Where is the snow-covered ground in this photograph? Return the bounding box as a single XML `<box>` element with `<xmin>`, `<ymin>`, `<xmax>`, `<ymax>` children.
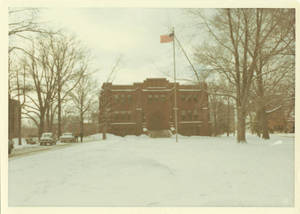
<box><xmin>8</xmin><ymin>134</ymin><xmax>294</xmax><ymax>206</ymax></box>
<box><xmin>11</xmin><ymin>138</ymin><xmax>31</xmax><ymax>148</ymax></box>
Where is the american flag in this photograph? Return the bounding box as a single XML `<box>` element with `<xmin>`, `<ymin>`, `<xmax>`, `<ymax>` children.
<box><xmin>160</xmin><ymin>33</ymin><xmax>174</xmax><ymax>43</ymax></box>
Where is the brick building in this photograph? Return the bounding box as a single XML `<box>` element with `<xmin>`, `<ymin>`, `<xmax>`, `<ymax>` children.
<box><xmin>9</xmin><ymin>98</ymin><xmax>21</xmax><ymax>139</ymax></box>
<box><xmin>99</xmin><ymin>78</ymin><xmax>211</xmax><ymax>136</ymax></box>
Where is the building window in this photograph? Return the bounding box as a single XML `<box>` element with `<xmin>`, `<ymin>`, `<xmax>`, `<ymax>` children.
<box><xmin>181</xmin><ymin>95</ymin><xmax>185</xmax><ymax>102</ymax></box>
<box><xmin>154</xmin><ymin>94</ymin><xmax>159</xmax><ymax>101</ymax></box>
<box><xmin>187</xmin><ymin>96</ymin><xmax>192</xmax><ymax>102</ymax></box>
<box><xmin>187</xmin><ymin>110</ymin><xmax>192</xmax><ymax>120</ymax></box>
<box><xmin>193</xmin><ymin>110</ymin><xmax>198</xmax><ymax>120</ymax></box>
<box><xmin>122</xmin><ymin>112</ymin><xmax>127</xmax><ymax>120</ymax></box>
<box><xmin>193</xmin><ymin>95</ymin><xmax>198</xmax><ymax>102</ymax></box>
<box><xmin>114</xmin><ymin>111</ymin><xmax>119</xmax><ymax>120</ymax></box>
<box><xmin>128</xmin><ymin>111</ymin><xmax>131</xmax><ymax>120</ymax></box>
<box><xmin>148</xmin><ymin>94</ymin><xmax>152</xmax><ymax>103</ymax></box>
<box><xmin>114</xmin><ymin>95</ymin><xmax>119</xmax><ymax>103</ymax></box>
<box><xmin>160</xmin><ymin>94</ymin><xmax>166</xmax><ymax>102</ymax></box>
<box><xmin>181</xmin><ymin>110</ymin><xmax>186</xmax><ymax>121</ymax></box>
<box><xmin>128</xmin><ymin>95</ymin><xmax>132</xmax><ymax>103</ymax></box>
<box><xmin>120</xmin><ymin>94</ymin><xmax>125</xmax><ymax>103</ymax></box>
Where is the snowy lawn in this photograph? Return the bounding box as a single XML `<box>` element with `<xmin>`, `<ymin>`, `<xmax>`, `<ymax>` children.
<box><xmin>8</xmin><ymin>134</ymin><xmax>294</xmax><ymax>207</ymax></box>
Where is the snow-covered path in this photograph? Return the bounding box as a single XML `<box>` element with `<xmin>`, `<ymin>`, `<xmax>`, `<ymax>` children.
<box><xmin>8</xmin><ymin>134</ymin><xmax>294</xmax><ymax>206</ymax></box>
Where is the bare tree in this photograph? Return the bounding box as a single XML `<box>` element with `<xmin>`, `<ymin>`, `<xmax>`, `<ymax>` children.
<box><xmin>71</xmin><ymin>73</ymin><xmax>98</xmax><ymax>142</ymax></box>
<box><xmin>189</xmin><ymin>8</ymin><xmax>294</xmax><ymax>142</ymax></box>
<box><xmin>42</xmin><ymin>33</ymin><xmax>87</xmax><ymax>138</ymax></box>
<box><xmin>99</xmin><ymin>56</ymin><xmax>122</xmax><ymax>140</ymax></box>
<box><xmin>20</xmin><ymin>33</ymin><xmax>88</xmax><ymax>138</ymax></box>
<box><xmin>8</xmin><ymin>8</ymin><xmax>55</xmax><ymax>142</ymax></box>
<box><xmin>21</xmin><ymin>40</ymin><xmax>58</xmax><ymax>138</ymax></box>
<box><xmin>250</xmin><ymin>9</ymin><xmax>295</xmax><ymax>139</ymax></box>
<box><xmin>207</xmin><ymin>80</ymin><xmax>235</xmax><ymax>136</ymax></box>
<box><xmin>9</xmin><ymin>8</ymin><xmax>53</xmax><ymax>54</ymax></box>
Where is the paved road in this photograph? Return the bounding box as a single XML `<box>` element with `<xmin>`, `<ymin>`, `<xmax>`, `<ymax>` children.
<box><xmin>9</xmin><ymin>143</ymin><xmax>80</xmax><ymax>159</ymax></box>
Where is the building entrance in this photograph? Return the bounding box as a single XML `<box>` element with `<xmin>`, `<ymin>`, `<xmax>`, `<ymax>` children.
<box><xmin>148</xmin><ymin>111</ymin><xmax>168</xmax><ymax>130</ymax></box>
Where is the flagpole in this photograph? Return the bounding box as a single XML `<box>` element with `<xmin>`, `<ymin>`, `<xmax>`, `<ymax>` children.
<box><xmin>172</xmin><ymin>27</ymin><xmax>178</xmax><ymax>143</ymax></box>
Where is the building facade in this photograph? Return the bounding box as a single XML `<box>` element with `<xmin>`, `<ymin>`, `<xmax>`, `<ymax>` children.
<box><xmin>99</xmin><ymin>78</ymin><xmax>211</xmax><ymax>136</ymax></box>
<box><xmin>9</xmin><ymin>98</ymin><xmax>21</xmax><ymax>139</ymax></box>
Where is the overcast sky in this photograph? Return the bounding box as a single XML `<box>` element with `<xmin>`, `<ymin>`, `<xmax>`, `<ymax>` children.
<box><xmin>38</xmin><ymin>8</ymin><xmax>204</xmax><ymax>85</ymax></box>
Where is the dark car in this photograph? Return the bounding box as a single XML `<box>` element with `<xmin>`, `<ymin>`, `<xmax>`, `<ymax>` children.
<box><xmin>8</xmin><ymin>139</ymin><xmax>14</xmax><ymax>154</ymax></box>
<box><xmin>26</xmin><ymin>137</ymin><xmax>38</xmax><ymax>144</ymax></box>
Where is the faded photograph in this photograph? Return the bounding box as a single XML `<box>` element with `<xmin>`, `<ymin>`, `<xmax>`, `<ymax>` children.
<box><xmin>8</xmin><ymin>8</ymin><xmax>295</xmax><ymax>206</ymax></box>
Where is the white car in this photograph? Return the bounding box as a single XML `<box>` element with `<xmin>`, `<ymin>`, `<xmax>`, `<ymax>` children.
<box><xmin>40</xmin><ymin>132</ymin><xmax>56</xmax><ymax>146</ymax></box>
<box><xmin>60</xmin><ymin>133</ymin><xmax>75</xmax><ymax>143</ymax></box>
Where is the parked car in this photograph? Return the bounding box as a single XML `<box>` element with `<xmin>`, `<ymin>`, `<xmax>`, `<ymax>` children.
<box><xmin>26</xmin><ymin>137</ymin><xmax>38</xmax><ymax>144</ymax></box>
<box><xmin>8</xmin><ymin>139</ymin><xmax>14</xmax><ymax>154</ymax></box>
<box><xmin>60</xmin><ymin>133</ymin><xmax>75</xmax><ymax>143</ymax></box>
<box><xmin>40</xmin><ymin>132</ymin><xmax>56</xmax><ymax>146</ymax></box>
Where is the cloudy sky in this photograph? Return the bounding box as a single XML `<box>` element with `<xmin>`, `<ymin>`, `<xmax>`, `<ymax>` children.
<box><xmin>38</xmin><ymin>8</ymin><xmax>204</xmax><ymax>85</ymax></box>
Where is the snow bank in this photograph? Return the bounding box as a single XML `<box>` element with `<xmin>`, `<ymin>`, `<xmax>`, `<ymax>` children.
<box><xmin>11</xmin><ymin>138</ymin><xmax>39</xmax><ymax>150</ymax></box>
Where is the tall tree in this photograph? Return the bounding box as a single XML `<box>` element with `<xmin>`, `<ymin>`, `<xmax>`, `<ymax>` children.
<box><xmin>99</xmin><ymin>55</ymin><xmax>122</xmax><ymax>140</ymax></box>
<box><xmin>21</xmin><ymin>40</ymin><xmax>58</xmax><ymax>138</ymax></box>
<box><xmin>190</xmin><ymin>8</ymin><xmax>294</xmax><ymax>142</ymax></box>
<box><xmin>44</xmin><ymin>33</ymin><xmax>87</xmax><ymax>137</ymax></box>
<box><xmin>21</xmin><ymin>33</ymin><xmax>88</xmax><ymax>137</ymax></box>
<box><xmin>250</xmin><ymin>9</ymin><xmax>295</xmax><ymax>139</ymax></box>
<box><xmin>71</xmin><ymin>73</ymin><xmax>98</xmax><ymax>142</ymax></box>
<box><xmin>8</xmin><ymin>8</ymin><xmax>50</xmax><ymax>143</ymax></box>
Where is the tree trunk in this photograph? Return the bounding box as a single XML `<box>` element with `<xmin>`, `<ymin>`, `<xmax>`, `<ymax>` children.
<box><xmin>80</xmin><ymin>112</ymin><xmax>84</xmax><ymax>142</ymax></box>
<box><xmin>237</xmin><ymin>106</ymin><xmax>246</xmax><ymax>143</ymax></box>
<box><xmin>46</xmin><ymin>106</ymin><xmax>50</xmax><ymax>131</ymax></box>
<box><xmin>50</xmin><ymin>106</ymin><xmax>54</xmax><ymax>130</ymax></box>
<box><xmin>213</xmin><ymin>107</ymin><xmax>217</xmax><ymax>136</ymax></box>
<box><xmin>57</xmin><ymin>69</ymin><xmax>62</xmax><ymax>138</ymax></box>
<box><xmin>39</xmin><ymin>112</ymin><xmax>45</xmax><ymax>139</ymax></box>
<box><xmin>58</xmin><ymin>89</ymin><xmax>61</xmax><ymax>138</ymax></box>
<box><xmin>226</xmin><ymin>97</ymin><xmax>230</xmax><ymax>136</ymax></box>
<box><xmin>256</xmin><ymin>100</ymin><xmax>270</xmax><ymax>140</ymax></box>
<box><xmin>255</xmin><ymin>48</ymin><xmax>270</xmax><ymax>140</ymax></box>
<box><xmin>259</xmin><ymin>107</ymin><xmax>270</xmax><ymax>139</ymax></box>
<box><xmin>102</xmin><ymin>123</ymin><xmax>107</xmax><ymax>140</ymax></box>
<box><xmin>18</xmin><ymin>105</ymin><xmax>22</xmax><ymax>145</ymax></box>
